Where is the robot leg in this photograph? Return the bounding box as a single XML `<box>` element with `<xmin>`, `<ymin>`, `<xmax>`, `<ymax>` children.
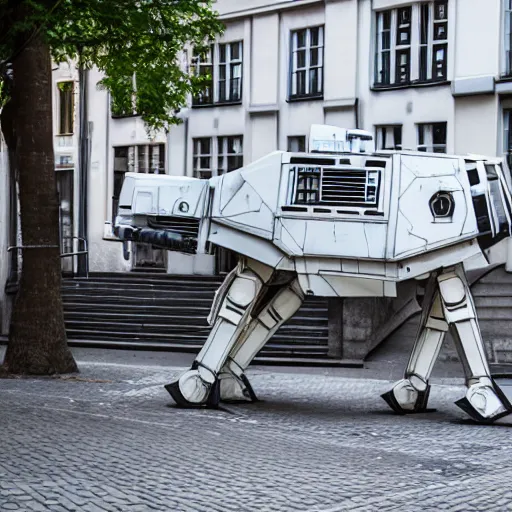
<box><xmin>382</xmin><ymin>280</ymin><xmax>448</xmax><ymax>414</ymax></box>
<box><xmin>165</xmin><ymin>259</ymin><xmax>271</xmax><ymax>408</ymax></box>
<box><xmin>218</xmin><ymin>279</ymin><xmax>304</xmax><ymax>403</ymax></box>
<box><xmin>438</xmin><ymin>265</ymin><xmax>512</xmax><ymax>423</ymax></box>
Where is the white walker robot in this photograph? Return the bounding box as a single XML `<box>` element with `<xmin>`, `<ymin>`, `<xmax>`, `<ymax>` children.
<box><xmin>115</xmin><ymin>125</ymin><xmax>512</xmax><ymax>425</ymax></box>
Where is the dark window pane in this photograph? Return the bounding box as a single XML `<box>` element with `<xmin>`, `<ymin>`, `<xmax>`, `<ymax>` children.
<box><xmin>310</xmin><ymin>68</ymin><xmax>319</xmax><ymax>93</ymax></box>
<box><xmin>200</xmin><ymin>138</ymin><xmax>210</xmax><ymax>153</ymax></box>
<box><xmin>434</xmin><ymin>22</ymin><xmax>448</xmax><ymax>40</ymax></box>
<box><xmin>394</xmin><ymin>126</ymin><xmax>402</xmax><ymax>148</ymax></box>
<box><xmin>310</xmin><ymin>48</ymin><xmax>319</xmax><ymax>66</ymax></box>
<box><xmin>433</xmin><ymin>44</ymin><xmax>447</xmax><ymax>79</ymax></box>
<box><xmin>230</xmin><ymin>77</ymin><xmax>241</xmax><ymax>101</ymax></box>
<box><xmin>433</xmin><ymin>123</ymin><xmax>447</xmax><ymax>145</ymax></box>
<box><xmin>420</xmin><ymin>46</ymin><xmax>428</xmax><ymax>81</ymax></box>
<box><xmin>382</xmin><ymin>30</ymin><xmax>391</xmax><ymax>50</ymax></box>
<box><xmin>395</xmin><ymin>49</ymin><xmax>410</xmax><ymax>83</ymax></box>
<box><xmin>435</xmin><ymin>1</ymin><xmax>447</xmax><ymax>20</ymax></box>
<box><xmin>219</xmin><ymin>44</ymin><xmax>226</xmax><ymax>62</ymax></box>
<box><xmin>296</xmin><ymin>70</ymin><xmax>306</xmax><ymax>95</ymax></box>
<box><xmin>310</xmin><ymin>27</ymin><xmax>320</xmax><ymax>46</ymax></box>
<box><xmin>382</xmin><ymin>11</ymin><xmax>391</xmax><ymax>30</ymax></box>
<box><xmin>296</xmin><ymin>49</ymin><xmax>306</xmax><ymax>68</ymax></box>
<box><xmin>398</xmin><ymin>7</ymin><xmax>411</xmax><ymax>24</ymax></box>
<box><xmin>288</xmin><ymin>136</ymin><xmax>306</xmax><ymax>152</ymax></box>
<box><xmin>418</xmin><ymin>125</ymin><xmax>425</xmax><ymax>146</ymax></box>
<box><xmin>420</xmin><ymin>4</ymin><xmax>429</xmax><ymax>44</ymax></box>
<box><xmin>380</xmin><ymin>51</ymin><xmax>390</xmax><ymax>84</ymax></box>
<box><xmin>218</xmin><ymin>82</ymin><xmax>226</xmax><ymax>102</ymax></box>
<box><xmin>397</xmin><ymin>27</ymin><xmax>410</xmax><ymax>45</ymax></box>
<box><xmin>296</xmin><ymin>29</ymin><xmax>307</xmax><ymax>48</ymax></box>
<box><xmin>230</xmin><ymin>42</ymin><xmax>240</xmax><ymax>60</ymax></box>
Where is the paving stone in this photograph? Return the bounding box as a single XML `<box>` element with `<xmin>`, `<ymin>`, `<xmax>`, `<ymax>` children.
<box><xmin>1</xmin><ymin>355</ymin><xmax>512</xmax><ymax>511</ymax></box>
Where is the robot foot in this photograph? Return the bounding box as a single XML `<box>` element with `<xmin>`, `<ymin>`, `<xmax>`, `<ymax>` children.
<box><xmin>381</xmin><ymin>378</ymin><xmax>433</xmax><ymax>415</ymax></box>
<box><xmin>165</xmin><ymin>368</ymin><xmax>220</xmax><ymax>409</ymax></box>
<box><xmin>455</xmin><ymin>381</ymin><xmax>511</xmax><ymax>424</ymax></box>
<box><xmin>219</xmin><ymin>372</ymin><xmax>259</xmax><ymax>404</ymax></box>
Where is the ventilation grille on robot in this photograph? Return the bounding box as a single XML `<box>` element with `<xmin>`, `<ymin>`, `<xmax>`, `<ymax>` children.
<box><xmin>292</xmin><ymin>164</ymin><xmax>382</xmax><ymax>208</ymax></box>
<box><xmin>147</xmin><ymin>216</ymin><xmax>200</xmax><ymax>237</ymax></box>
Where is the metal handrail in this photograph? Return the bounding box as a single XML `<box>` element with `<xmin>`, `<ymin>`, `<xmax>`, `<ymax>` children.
<box><xmin>61</xmin><ymin>236</ymin><xmax>89</xmax><ymax>278</ymax></box>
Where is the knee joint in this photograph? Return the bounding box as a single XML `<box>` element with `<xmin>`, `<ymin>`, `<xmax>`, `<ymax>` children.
<box><xmin>219</xmin><ymin>271</ymin><xmax>261</xmax><ymax>325</ymax></box>
<box><xmin>258</xmin><ymin>284</ymin><xmax>303</xmax><ymax>330</ymax></box>
<box><xmin>437</xmin><ymin>272</ymin><xmax>474</xmax><ymax>323</ymax></box>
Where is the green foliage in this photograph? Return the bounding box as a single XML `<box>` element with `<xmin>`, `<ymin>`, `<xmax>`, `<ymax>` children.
<box><xmin>0</xmin><ymin>0</ymin><xmax>223</xmax><ymax>132</ymax></box>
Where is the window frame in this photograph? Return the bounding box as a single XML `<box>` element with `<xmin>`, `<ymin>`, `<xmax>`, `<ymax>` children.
<box><xmin>192</xmin><ymin>136</ymin><xmax>244</xmax><ymax>178</ymax></box>
<box><xmin>58</xmin><ymin>81</ymin><xmax>75</xmax><ymax>135</ymax></box>
<box><xmin>191</xmin><ymin>46</ymin><xmax>215</xmax><ymax>107</ymax></box>
<box><xmin>504</xmin><ymin>0</ymin><xmax>512</xmax><ymax>76</ymax></box>
<box><xmin>217</xmin><ymin>42</ymin><xmax>243</xmax><ymax>104</ymax></box>
<box><xmin>191</xmin><ymin>41</ymin><xmax>244</xmax><ymax>107</ymax></box>
<box><xmin>417</xmin><ymin>122</ymin><xmax>447</xmax><ymax>153</ymax></box>
<box><xmin>287</xmin><ymin>136</ymin><xmax>307</xmax><ymax>153</ymax></box>
<box><xmin>503</xmin><ymin>109</ymin><xmax>512</xmax><ymax>170</ymax></box>
<box><xmin>374</xmin><ymin>1</ymin><xmax>449</xmax><ymax>89</ymax></box>
<box><xmin>289</xmin><ymin>25</ymin><xmax>324</xmax><ymax>101</ymax></box>
<box><xmin>375</xmin><ymin>125</ymin><xmax>403</xmax><ymax>150</ymax></box>
<box><xmin>192</xmin><ymin>137</ymin><xmax>213</xmax><ymax>179</ymax></box>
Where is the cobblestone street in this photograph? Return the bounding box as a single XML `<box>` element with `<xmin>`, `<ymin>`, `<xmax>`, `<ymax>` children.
<box><xmin>1</xmin><ymin>348</ymin><xmax>511</xmax><ymax>512</ymax></box>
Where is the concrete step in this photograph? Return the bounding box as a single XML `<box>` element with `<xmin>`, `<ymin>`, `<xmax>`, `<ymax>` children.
<box><xmin>471</xmin><ymin>283</ymin><xmax>512</xmax><ymax>296</ymax></box>
<box><xmin>474</xmin><ymin>296</ymin><xmax>512</xmax><ymax>308</ymax></box>
<box><xmin>66</xmin><ymin>328</ymin><xmax>328</xmax><ymax>344</ymax></box>
<box><xmin>65</xmin><ymin>338</ymin><xmax>331</xmax><ymax>359</ymax></box>
<box><xmin>474</xmin><ymin>268</ymin><xmax>512</xmax><ymax>285</ymax></box>
<box><xmin>63</xmin><ymin>311</ymin><xmax>328</xmax><ymax>326</ymax></box>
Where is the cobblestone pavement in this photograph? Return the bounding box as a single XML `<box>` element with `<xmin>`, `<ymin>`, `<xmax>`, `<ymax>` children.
<box><xmin>1</xmin><ymin>348</ymin><xmax>512</xmax><ymax>512</ymax></box>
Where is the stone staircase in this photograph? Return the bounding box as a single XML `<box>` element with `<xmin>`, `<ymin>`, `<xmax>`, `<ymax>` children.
<box><xmin>62</xmin><ymin>272</ymin><xmax>329</xmax><ymax>358</ymax></box>
<box><xmin>367</xmin><ymin>266</ymin><xmax>512</xmax><ymax>365</ymax></box>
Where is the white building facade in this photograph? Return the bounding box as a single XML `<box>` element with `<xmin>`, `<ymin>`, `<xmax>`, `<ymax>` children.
<box><xmin>2</xmin><ymin>0</ymin><xmax>512</xmax><ymax>289</ymax></box>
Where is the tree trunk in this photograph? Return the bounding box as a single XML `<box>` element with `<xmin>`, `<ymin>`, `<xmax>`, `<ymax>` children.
<box><xmin>2</xmin><ymin>31</ymin><xmax>78</xmax><ymax>374</ymax></box>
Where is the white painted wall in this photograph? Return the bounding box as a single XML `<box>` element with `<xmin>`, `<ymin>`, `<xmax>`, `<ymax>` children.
<box><xmin>455</xmin><ymin>0</ymin><xmax>500</xmax><ymax>79</ymax></box>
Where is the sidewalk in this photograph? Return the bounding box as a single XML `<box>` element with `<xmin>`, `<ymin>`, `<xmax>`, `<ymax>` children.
<box><xmin>1</xmin><ymin>346</ymin><xmax>511</xmax><ymax>512</ymax></box>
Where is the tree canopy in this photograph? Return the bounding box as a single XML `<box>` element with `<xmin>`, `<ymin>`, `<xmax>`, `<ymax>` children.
<box><xmin>0</xmin><ymin>0</ymin><xmax>223</xmax><ymax>131</ymax></box>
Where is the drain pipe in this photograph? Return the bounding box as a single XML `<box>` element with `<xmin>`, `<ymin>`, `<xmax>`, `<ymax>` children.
<box><xmin>77</xmin><ymin>54</ymin><xmax>89</xmax><ymax>277</ymax></box>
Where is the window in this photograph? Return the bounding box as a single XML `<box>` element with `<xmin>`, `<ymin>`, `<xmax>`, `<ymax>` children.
<box><xmin>375</xmin><ymin>1</ymin><xmax>448</xmax><ymax>87</ymax></box>
<box><xmin>287</xmin><ymin>136</ymin><xmax>307</xmax><ymax>152</ymax></box>
<box><xmin>505</xmin><ymin>1</ymin><xmax>512</xmax><ymax>75</ymax></box>
<box><xmin>504</xmin><ymin>110</ymin><xmax>512</xmax><ymax>170</ymax></box>
<box><xmin>193</xmin><ymin>138</ymin><xmax>213</xmax><ymax>179</ymax></box>
<box><xmin>112</xmin><ymin>144</ymin><xmax>165</xmax><ymax>227</ymax></box>
<box><xmin>218</xmin><ymin>136</ymin><xmax>243</xmax><ymax>173</ymax></box>
<box><xmin>290</xmin><ymin>26</ymin><xmax>324</xmax><ymax>99</ymax></box>
<box><xmin>192</xmin><ymin>136</ymin><xmax>243</xmax><ymax>178</ymax></box>
<box><xmin>395</xmin><ymin>7</ymin><xmax>412</xmax><ymax>83</ymax></box>
<box><xmin>420</xmin><ymin>1</ymin><xmax>448</xmax><ymax>81</ymax></box>
<box><xmin>58</xmin><ymin>81</ymin><xmax>74</xmax><ymax>134</ymax></box>
<box><xmin>110</xmin><ymin>74</ymin><xmax>137</xmax><ymax>117</ymax></box>
<box><xmin>218</xmin><ymin>42</ymin><xmax>243</xmax><ymax>103</ymax></box>
<box><xmin>375</xmin><ymin>126</ymin><xmax>402</xmax><ymax>150</ymax></box>
<box><xmin>191</xmin><ymin>42</ymin><xmax>243</xmax><ymax>106</ymax></box>
<box><xmin>191</xmin><ymin>47</ymin><xmax>214</xmax><ymax>106</ymax></box>
<box><xmin>417</xmin><ymin>123</ymin><xmax>447</xmax><ymax>153</ymax></box>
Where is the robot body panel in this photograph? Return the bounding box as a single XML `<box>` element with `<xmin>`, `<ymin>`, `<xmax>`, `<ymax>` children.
<box><xmin>114</xmin><ymin>124</ymin><xmax>512</xmax><ymax>425</ymax></box>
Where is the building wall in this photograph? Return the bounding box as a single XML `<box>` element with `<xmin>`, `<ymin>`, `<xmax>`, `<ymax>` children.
<box><xmin>46</xmin><ymin>0</ymin><xmax>512</xmax><ymax>277</ymax></box>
